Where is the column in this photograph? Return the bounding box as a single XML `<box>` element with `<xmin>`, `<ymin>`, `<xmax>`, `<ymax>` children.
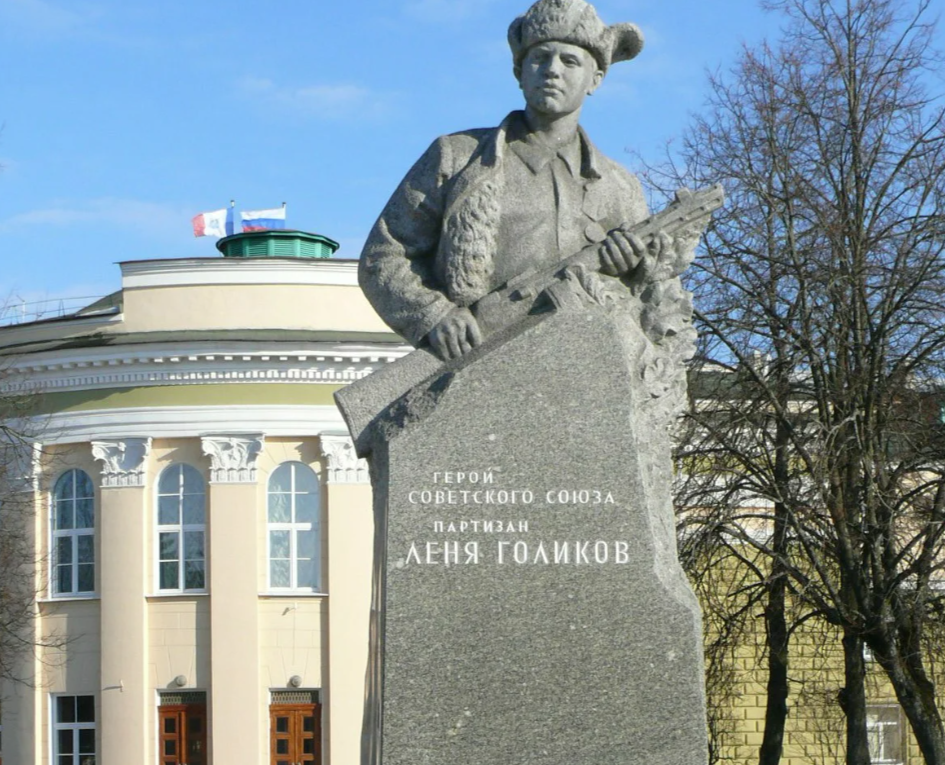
<box><xmin>319</xmin><ymin>434</ymin><xmax>373</xmax><ymax>765</ymax></box>
<box><xmin>0</xmin><ymin>442</ymin><xmax>42</xmax><ymax>765</ymax></box>
<box><xmin>92</xmin><ymin>437</ymin><xmax>151</xmax><ymax>765</ymax></box>
<box><xmin>202</xmin><ymin>434</ymin><xmax>265</xmax><ymax>763</ymax></box>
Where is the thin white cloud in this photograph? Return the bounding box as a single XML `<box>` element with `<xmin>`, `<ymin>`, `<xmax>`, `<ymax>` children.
<box><xmin>0</xmin><ymin>0</ymin><xmax>99</xmax><ymax>37</ymax></box>
<box><xmin>0</xmin><ymin>0</ymin><xmax>154</xmax><ymax>49</ymax></box>
<box><xmin>0</xmin><ymin>197</ymin><xmax>192</xmax><ymax>238</ymax></box>
<box><xmin>238</xmin><ymin>76</ymin><xmax>396</xmax><ymax>121</ymax></box>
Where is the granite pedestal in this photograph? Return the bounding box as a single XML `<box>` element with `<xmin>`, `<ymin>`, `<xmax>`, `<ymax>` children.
<box><xmin>339</xmin><ymin>300</ymin><xmax>707</xmax><ymax>765</ymax></box>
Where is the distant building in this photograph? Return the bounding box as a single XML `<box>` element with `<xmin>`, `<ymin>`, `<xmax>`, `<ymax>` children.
<box><xmin>0</xmin><ymin>229</ymin><xmax>922</xmax><ymax>765</ymax></box>
<box><xmin>0</xmin><ymin>230</ymin><xmax>407</xmax><ymax>765</ymax></box>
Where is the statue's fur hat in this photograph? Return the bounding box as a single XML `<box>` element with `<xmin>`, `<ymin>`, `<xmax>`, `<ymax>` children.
<box><xmin>508</xmin><ymin>0</ymin><xmax>643</xmax><ymax>72</ymax></box>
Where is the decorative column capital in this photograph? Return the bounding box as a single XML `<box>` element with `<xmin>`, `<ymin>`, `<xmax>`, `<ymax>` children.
<box><xmin>91</xmin><ymin>438</ymin><xmax>152</xmax><ymax>488</ymax></box>
<box><xmin>201</xmin><ymin>434</ymin><xmax>265</xmax><ymax>484</ymax></box>
<box><xmin>319</xmin><ymin>434</ymin><xmax>369</xmax><ymax>485</ymax></box>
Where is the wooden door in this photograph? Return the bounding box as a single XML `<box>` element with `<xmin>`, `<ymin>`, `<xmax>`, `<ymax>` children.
<box><xmin>159</xmin><ymin>704</ymin><xmax>207</xmax><ymax>765</ymax></box>
<box><xmin>270</xmin><ymin>703</ymin><xmax>321</xmax><ymax>765</ymax></box>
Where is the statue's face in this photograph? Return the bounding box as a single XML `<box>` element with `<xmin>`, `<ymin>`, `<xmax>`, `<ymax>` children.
<box><xmin>518</xmin><ymin>40</ymin><xmax>603</xmax><ymax>118</ymax></box>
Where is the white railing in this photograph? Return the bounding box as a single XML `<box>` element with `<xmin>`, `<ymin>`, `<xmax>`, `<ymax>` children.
<box><xmin>0</xmin><ymin>296</ymin><xmax>105</xmax><ymax>326</ymax></box>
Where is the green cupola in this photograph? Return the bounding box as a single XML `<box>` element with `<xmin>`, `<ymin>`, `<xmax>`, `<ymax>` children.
<box><xmin>216</xmin><ymin>229</ymin><xmax>340</xmax><ymax>259</ymax></box>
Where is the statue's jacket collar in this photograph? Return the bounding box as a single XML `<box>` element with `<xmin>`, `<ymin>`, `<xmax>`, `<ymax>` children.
<box><xmin>436</xmin><ymin>111</ymin><xmax>615</xmax><ymax>306</ymax></box>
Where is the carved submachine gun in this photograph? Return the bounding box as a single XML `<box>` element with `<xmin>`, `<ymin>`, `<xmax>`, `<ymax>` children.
<box><xmin>336</xmin><ymin>184</ymin><xmax>725</xmax><ymax>455</ymax></box>
<box><xmin>470</xmin><ymin>183</ymin><xmax>725</xmax><ymax>335</ymax></box>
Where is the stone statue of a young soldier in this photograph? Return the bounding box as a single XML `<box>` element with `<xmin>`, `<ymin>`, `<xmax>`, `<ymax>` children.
<box><xmin>343</xmin><ymin>3</ymin><xmax>710</xmax><ymax>762</ymax></box>
<box><xmin>360</xmin><ymin>0</ymin><xmax>696</xmax><ymax>366</ymax></box>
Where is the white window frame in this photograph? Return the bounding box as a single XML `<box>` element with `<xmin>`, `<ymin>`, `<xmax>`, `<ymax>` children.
<box><xmin>867</xmin><ymin>703</ymin><xmax>905</xmax><ymax>765</ymax></box>
<box><xmin>267</xmin><ymin>462</ymin><xmax>321</xmax><ymax>593</ymax></box>
<box><xmin>155</xmin><ymin>464</ymin><xmax>207</xmax><ymax>594</ymax></box>
<box><xmin>51</xmin><ymin>693</ymin><xmax>96</xmax><ymax>765</ymax></box>
<box><xmin>50</xmin><ymin>470</ymin><xmax>95</xmax><ymax>598</ymax></box>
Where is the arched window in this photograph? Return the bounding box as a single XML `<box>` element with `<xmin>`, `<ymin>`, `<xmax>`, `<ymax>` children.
<box><xmin>156</xmin><ymin>464</ymin><xmax>206</xmax><ymax>592</ymax></box>
<box><xmin>267</xmin><ymin>462</ymin><xmax>320</xmax><ymax>592</ymax></box>
<box><xmin>52</xmin><ymin>469</ymin><xmax>95</xmax><ymax>596</ymax></box>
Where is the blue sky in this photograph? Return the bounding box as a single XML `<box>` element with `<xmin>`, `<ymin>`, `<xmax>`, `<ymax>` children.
<box><xmin>0</xmin><ymin>0</ymin><xmax>887</xmax><ymax>315</ymax></box>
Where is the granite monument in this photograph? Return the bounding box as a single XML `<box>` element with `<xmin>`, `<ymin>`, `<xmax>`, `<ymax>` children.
<box><xmin>335</xmin><ymin>1</ymin><xmax>722</xmax><ymax>762</ymax></box>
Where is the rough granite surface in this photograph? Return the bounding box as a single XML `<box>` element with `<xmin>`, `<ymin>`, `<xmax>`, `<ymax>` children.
<box><xmin>354</xmin><ymin>303</ymin><xmax>707</xmax><ymax>765</ymax></box>
<box><xmin>332</xmin><ymin>2</ymin><xmax>715</xmax><ymax>761</ymax></box>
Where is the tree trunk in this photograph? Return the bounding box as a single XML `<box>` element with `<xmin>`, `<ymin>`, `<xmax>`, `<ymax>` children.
<box><xmin>758</xmin><ymin>555</ymin><xmax>788</xmax><ymax>765</ymax></box>
<box><xmin>840</xmin><ymin>631</ymin><xmax>871</xmax><ymax>765</ymax></box>
<box><xmin>758</xmin><ymin>413</ymin><xmax>791</xmax><ymax>765</ymax></box>
<box><xmin>877</xmin><ymin>643</ymin><xmax>945</xmax><ymax>765</ymax></box>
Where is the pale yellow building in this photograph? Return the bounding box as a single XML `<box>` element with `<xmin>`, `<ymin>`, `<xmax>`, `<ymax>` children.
<box><xmin>0</xmin><ymin>230</ymin><xmax>407</xmax><ymax>765</ymax></box>
<box><xmin>0</xmin><ymin>230</ymin><xmax>923</xmax><ymax>765</ymax></box>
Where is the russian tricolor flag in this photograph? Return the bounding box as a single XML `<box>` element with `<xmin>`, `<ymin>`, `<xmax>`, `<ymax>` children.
<box><xmin>241</xmin><ymin>206</ymin><xmax>286</xmax><ymax>232</ymax></box>
<box><xmin>192</xmin><ymin>208</ymin><xmax>234</xmax><ymax>238</ymax></box>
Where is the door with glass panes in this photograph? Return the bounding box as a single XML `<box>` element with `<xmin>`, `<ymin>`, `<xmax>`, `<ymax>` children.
<box><xmin>159</xmin><ymin>703</ymin><xmax>207</xmax><ymax>765</ymax></box>
<box><xmin>270</xmin><ymin>702</ymin><xmax>321</xmax><ymax>765</ymax></box>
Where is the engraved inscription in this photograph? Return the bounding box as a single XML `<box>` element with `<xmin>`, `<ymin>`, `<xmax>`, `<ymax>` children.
<box><xmin>396</xmin><ymin>469</ymin><xmax>627</xmax><ymax>569</ymax></box>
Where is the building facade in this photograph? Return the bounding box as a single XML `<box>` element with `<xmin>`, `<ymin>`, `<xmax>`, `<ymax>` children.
<box><xmin>0</xmin><ymin>232</ymin><xmax>406</xmax><ymax>764</ymax></box>
<box><xmin>0</xmin><ymin>231</ymin><xmax>928</xmax><ymax>765</ymax></box>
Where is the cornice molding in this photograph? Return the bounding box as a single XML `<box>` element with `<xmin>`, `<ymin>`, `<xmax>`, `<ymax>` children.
<box><xmin>201</xmin><ymin>434</ymin><xmax>265</xmax><ymax>484</ymax></box>
<box><xmin>319</xmin><ymin>435</ymin><xmax>369</xmax><ymax>485</ymax></box>
<box><xmin>91</xmin><ymin>437</ymin><xmax>152</xmax><ymax>488</ymax></box>
<box><xmin>20</xmin><ymin>405</ymin><xmax>346</xmax><ymax>445</ymax></box>
<box><xmin>120</xmin><ymin>257</ymin><xmax>359</xmax><ymax>289</ymax></box>
<box><xmin>0</xmin><ymin>343</ymin><xmax>409</xmax><ymax>395</ymax></box>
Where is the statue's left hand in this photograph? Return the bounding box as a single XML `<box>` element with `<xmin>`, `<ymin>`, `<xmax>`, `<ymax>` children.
<box><xmin>599</xmin><ymin>229</ymin><xmax>675</xmax><ymax>278</ymax></box>
<box><xmin>604</xmin><ymin>229</ymin><xmax>697</xmax><ymax>283</ymax></box>
<box><xmin>427</xmin><ymin>306</ymin><xmax>483</xmax><ymax>361</ymax></box>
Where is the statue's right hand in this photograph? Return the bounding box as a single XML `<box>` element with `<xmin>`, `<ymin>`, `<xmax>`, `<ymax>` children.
<box><xmin>427</xmin><ymin>306</ymin><xmax>483</xmax><ymax>361</ymax></box>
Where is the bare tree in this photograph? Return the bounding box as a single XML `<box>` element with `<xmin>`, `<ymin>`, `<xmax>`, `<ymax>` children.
<box><xmin>0</xmin><ymin>345</ymin><xmax>65</xmax><ymax>689</ymax></box>
<box><xmin>678</xmin><ymin>526</ymin><xmax>760</xmax><ymax>764</ymax></box>
<box><xmin>0</xmin><ymin>375</ymin><xmax>45</xmax><ymax>685</ymax></box>
<box><xmin>658</xmin><ymin>0</ymin><xmax>945</xmax><ymax>763</ymax></box>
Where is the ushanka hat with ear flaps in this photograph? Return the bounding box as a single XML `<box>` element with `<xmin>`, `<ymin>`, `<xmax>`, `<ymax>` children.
<box><xmin>508</xmin><ymin>0</ymin><xmax>644</xmax><ymax>72</ymax></box>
